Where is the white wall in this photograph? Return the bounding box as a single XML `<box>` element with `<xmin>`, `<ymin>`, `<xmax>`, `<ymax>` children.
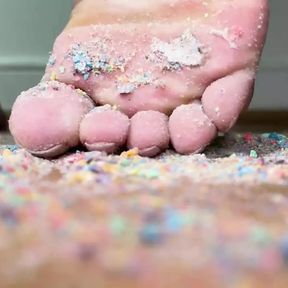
<box><xmin>251</xmin><ymin>0</ymin><xmax>288</xmax><ymax>109</ymax></box>
<box><xmin>0</xmin><ymin>0</ymin><xmax>287</xmax><ymax>110</ymax></box>
<box><xmin>0</xmin><ymin>0</ymin><xmax>72</xmax><ymax>110</ymax></box>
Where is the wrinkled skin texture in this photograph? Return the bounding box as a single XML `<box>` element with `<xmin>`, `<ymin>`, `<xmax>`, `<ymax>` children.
<box><xmin>9</xmin><ymin>0</ymin><xmax>269</xmax><ymax>157</ymax></box>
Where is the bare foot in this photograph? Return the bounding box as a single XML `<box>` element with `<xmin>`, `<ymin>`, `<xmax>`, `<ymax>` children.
<box><xmin>9</xmin><ymin>0</ymin><xmax>269</xmax><ymax>157</ymax></box>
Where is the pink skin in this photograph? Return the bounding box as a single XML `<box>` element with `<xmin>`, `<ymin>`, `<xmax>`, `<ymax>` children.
<box><xmin>80</xmin><ymin>106</ymin><xmax>130</xmax><ymax>153</ymax></box>
<box><xmin>128</xmin><ymin>111</ymin><xmax>169</xmax><ymax>157</ymax></box>
<box><xmin>9</xmin><ymin>81</ymin><xmax>94</xmax><ymax>157</ymax></box>
<box><xmin>9</xmin><ymin>0</ymin><xmax>269</xmax><ymax>158</ymax></box>
<box><xmin>202</xmin><ymin>70</ymin><xmax>255</xmax><ymax>132</ymax></box>
<box><xmin>169</xmin><ymin>102</ymin><xmax>217</xmax><ymax>154</ymax></box>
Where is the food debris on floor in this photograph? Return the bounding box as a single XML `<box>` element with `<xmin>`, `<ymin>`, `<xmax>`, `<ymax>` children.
<box><xmin>0</xmin><ymin>132</ymin><xmax>287</xmax><ymax>287</ymax></box>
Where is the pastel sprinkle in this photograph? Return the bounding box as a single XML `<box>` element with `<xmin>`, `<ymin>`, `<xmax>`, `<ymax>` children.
<box><xmin>72</xmin><ymin>46</ymin><xmax>93</xmax><ymax>78</ymax></box>
<box><xmin>249</xmin><ymin>150</ymin><xmax>258</xmax><ymax>158</ymax></box>
<box><xmin>47</xmin><ymin>54</ymin><xmax>56</xmax><ymax>66</ymax></box>
<box><xmin>280</xmin><ymin>236</ymin><xmax>288</xmax><ymax>264</ymax></box>
<box><xmin>110</xmin><ymin>216</ymin><xmax>127</xmax><ymax>235</ymax></box>
<box><xmin>59</xmin><ymin>66</ymin><xmax>65</xmax><ymax>74</ymax></box>
<box><xmin>50</xmin><ymin>71</ymin><xmax>57</xmax><ymax>81</ymax></box>
<box><xmin>139</xmin><ymin>223</ymin><xmax>163</xmax><ymax>245</ymax></box>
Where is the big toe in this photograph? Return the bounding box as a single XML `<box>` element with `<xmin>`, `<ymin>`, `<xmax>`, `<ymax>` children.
<box><xmin>9</xmin><ymin>81</ymin><xmax>94</xmax><ymax>158</ymax></box>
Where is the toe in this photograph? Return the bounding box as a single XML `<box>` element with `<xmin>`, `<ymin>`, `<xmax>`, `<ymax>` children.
<box><xmin>80</xmin><ymin>105</ymin><xmax>130</xmax><ymax>154</ymax></box>
<box><xmin>127</xmin><ymin>111</ymin><xmax>169</xmax><ymax>157</ymax></box>
<box><xmin>169</xmin><ymin>102</ymin><xmax>217</xmax><ymax>154</ymax></box>
<box><xmin>9</xmin><ymin>81</ymin><xmax>94</xmax><ymax>158</ymax></box>
<box><xmin>202</xmin><ymin>70</ymin><xmax>255</xmax><ymax>132</ymax></box>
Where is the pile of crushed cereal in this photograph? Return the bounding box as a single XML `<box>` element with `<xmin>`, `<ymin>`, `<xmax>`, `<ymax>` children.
<box><xmin>0</xmin><ymin>132</ymin><xmax>287</xmax><ymax>288</ymax></box>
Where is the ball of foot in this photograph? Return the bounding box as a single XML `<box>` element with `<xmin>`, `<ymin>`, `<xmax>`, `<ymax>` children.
<box><xmin>9</xmin><ymin>0</ymin><xmax>269</xmax><ymax>157</ymax></box>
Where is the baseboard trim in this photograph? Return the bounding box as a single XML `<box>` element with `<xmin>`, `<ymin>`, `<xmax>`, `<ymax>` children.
<box><xmin>0</xmin><ymin>56</ymin><xmax>47</xmax><ymax>71</ymax></box>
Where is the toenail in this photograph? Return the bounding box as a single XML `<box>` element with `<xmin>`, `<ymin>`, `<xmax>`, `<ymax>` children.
<box><xmin>138</xmin><ymin>146</ymin><xmax>162</xmax><ymax>157</ymax></box>
<box><xmin>28</xmin><ymin>144</ymin><xmax>69</xmax><ymax>159</ymax></box>
<box><xmin>85</xmin><ymin>142</ymin><xmax>118</xmax><ymax>154</ymax></box>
